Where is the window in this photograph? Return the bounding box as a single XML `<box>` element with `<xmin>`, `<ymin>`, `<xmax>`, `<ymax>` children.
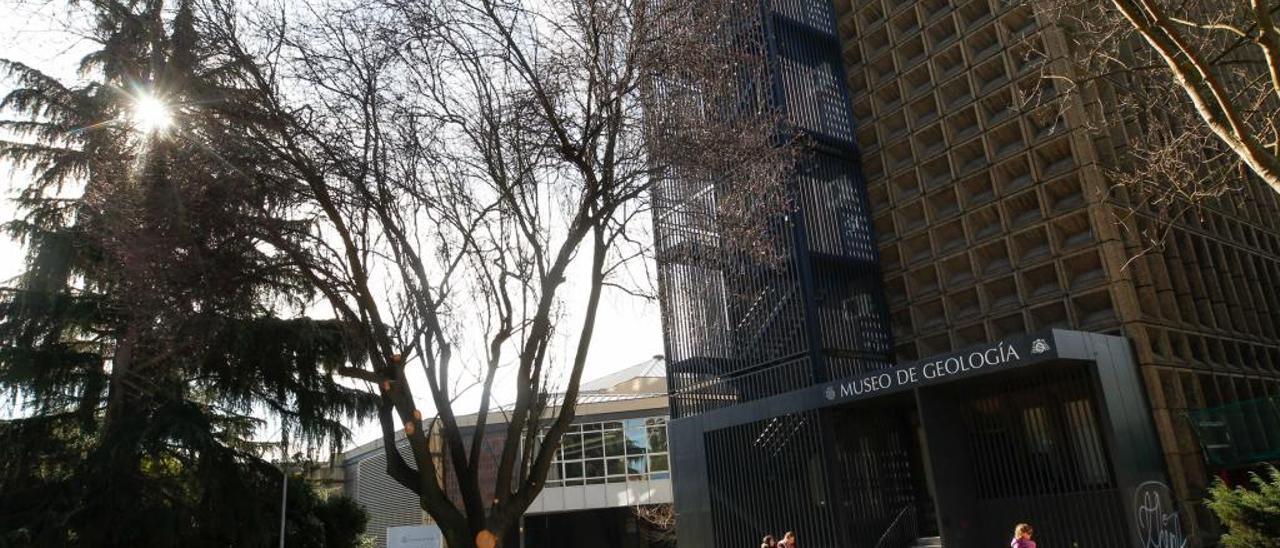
<box><xmin>650</xmin><ymin>454</ymin><xmax>670</xmax><ymax>480</ymax></box>
<box><xmin>1021</xmin><ymin>406</ymin><xmax>1054</xmax><ymax>454</ymax></box>
<box><xmin>563</xmin><ymin>432</ymin><xmax>583</xmax><ymax>460</ymax></box>
<box><xmin>1064</xmin><ymin>399</ymin><xmax>1109</xmax><ymax>485</ymax></box>
<box><xmin>543</xmin><ymin>416</ymin><xmax>669</xmax><ymax>488</ymax></box>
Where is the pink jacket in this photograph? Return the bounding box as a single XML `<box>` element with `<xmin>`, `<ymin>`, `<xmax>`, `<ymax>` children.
<box><xmin>1011</xmin><ymin>539</ymin><xmax>1036</xmax><ymax>548</ymax></box>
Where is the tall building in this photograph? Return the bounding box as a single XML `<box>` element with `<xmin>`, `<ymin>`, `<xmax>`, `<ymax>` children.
<box><xmin>653</xmin><ymin>1</ymin><xmax>1280</xmax><ymax>547</ymax></box>
<box><xmin>834</xmin><ymin>0</ymin><xmax>1280</xmax><ymax>543</ymax></box>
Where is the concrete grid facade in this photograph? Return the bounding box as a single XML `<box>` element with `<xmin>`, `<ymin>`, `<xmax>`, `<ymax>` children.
<box><xmin>832</xmin><ymin>0</ymin><xmax>1280</xmax><ymax>538</ymax></box>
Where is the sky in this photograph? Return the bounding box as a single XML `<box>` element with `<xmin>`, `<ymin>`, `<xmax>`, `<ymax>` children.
<box><xmin>0</xmin><ymin>1</ymin><xmax>90</xmax><ymax>279</ymax></box>
<box><xmin>0</xmin><ymin>0</ymin><xmax>667</xmax><ymax>450</ymax></box>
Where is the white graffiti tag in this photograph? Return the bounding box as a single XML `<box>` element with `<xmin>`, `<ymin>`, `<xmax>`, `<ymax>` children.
<box><xmin>1135</xmin><ymin>482</ymin><xmax>1187</xmax><ymax>548</ymax></box>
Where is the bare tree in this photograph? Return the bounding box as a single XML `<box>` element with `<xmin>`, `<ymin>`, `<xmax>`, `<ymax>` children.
<box><xmin>1106</xmin><ymin>0</ymin><xmax>1280</xmax><ymax>194</ymax></box>
<box><xmin>632</xmin><ymin>503</ymin><xmax>677</xmax><ymax>544</ymax></box>
<box><xmin>1031</xmin><ymin>0</ymin><xmax>1280</xmax><ymax>202</ymax></box>
<box><xmin>202</xmin><ymin>0</ymin><xmax>793</xmax><ymax>545</ymax></box>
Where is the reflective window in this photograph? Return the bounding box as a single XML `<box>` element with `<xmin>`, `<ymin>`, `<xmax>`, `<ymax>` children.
<box><xmin>543</xmin><ymin>416</ymin><xmax>669</xmax><ymax>487</ymax></box>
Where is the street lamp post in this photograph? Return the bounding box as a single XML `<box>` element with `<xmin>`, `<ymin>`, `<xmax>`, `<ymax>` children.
<box><xmin>279</xmin><ymin>461</ymin><xmax>288</xmax><ymax>548</ymax></box>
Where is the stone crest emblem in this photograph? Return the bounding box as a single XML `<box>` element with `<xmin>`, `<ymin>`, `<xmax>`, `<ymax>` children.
<box><xmin>1030</xmin><ymin>338</ymin><xmax>1051</xmax><ymax>355</ymax></box>
<box><xmin>824</xmin><ymin>385</ymin><xmax>836</xmax><ymax>401</ymax></box>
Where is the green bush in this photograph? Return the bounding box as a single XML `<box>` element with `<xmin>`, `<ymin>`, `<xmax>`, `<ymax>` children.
<box><xmin>1205</xmin><ymin>466</ymin><xmax>1280</xmax><ymax>548</ymax></box>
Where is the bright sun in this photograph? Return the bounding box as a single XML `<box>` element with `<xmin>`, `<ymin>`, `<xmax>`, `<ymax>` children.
<box><xmin>131</xmin><ymin>93</ymin><xmax>173</xmax><ymax>133</ymax></box>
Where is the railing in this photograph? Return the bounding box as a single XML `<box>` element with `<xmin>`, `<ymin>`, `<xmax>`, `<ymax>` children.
<box><xmin>1186</xmin><ymin>395</ymin><xmax>1280</xmax><ymax>468</ymax></box>
<box><xmin>872</xmin><ymin>505</ymin><xmax>918</xmax><ymax>548</ymax></box>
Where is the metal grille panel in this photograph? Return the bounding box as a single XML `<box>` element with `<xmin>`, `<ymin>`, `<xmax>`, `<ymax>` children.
<box><xmin>351</xmin><ymin>441</ymin><xmax>423</xmax><ymax>547</ymax></box>
<box><xmin>656</xmin><ymin>0</ymin><xmax>892</xmax><ymax>420</ymax></box>
<box><xmin>833</xmin><ymin>407</ymin><xmax>927</xmax><ymax>546</ymax></box>
<box><xmin>956</xmin><ymin>364</ymin><xmax>1127</xmax><ymax>546</ymax></box>
<box><xmin>704</xmin><ymin>411</ymin><xmax>840</xmax><ymax>547</ymax></box>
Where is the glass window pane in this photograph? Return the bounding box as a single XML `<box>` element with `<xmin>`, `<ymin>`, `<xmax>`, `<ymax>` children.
<box><xmin>584</xmin><ymin>432</ymin><xmax>604</xmax><ymax>459</ymax></box>
<box><xmin>624</xmin><ymin>421</ymin><xmax>648</xmax><ymax>454</ymax></box>
<box><xmin>604</xmin><ymin>430</ymin><xmax>624</xmax><ymax>456</ymax></box>
<box><xmin>607</xmin><ymin>457</ymin><xmax>625</xmax><ymax>476</ymax></box>
<box><xmin>1064</xmin><ymin>399</ymin><xmax>1109</xmax><ymax>485</ymax></box>
<box><xmin>604</xmin><ymin>421</ymin><xmax>623</xmax><ymax>430</ymax></box>
<box><xmin>546</xmin><ymin>480</ymin><xmax>562</xmax><ymax>488</ymax></box>
<box><xmin>648</xmin><ymin>427</ymin><xmax>668</xmax><ymax>452</ymax></box>
<box><xmin>547</xmin><ymin>462</ymin><xmax>563</xmax><ymax>481</ymax></box>
<box><xmin>650</xmin><ymin>454</ymin><xmax>669</xmax><ymax>472</ymax></box>
<box><xmin>627</xmin><ymin>456</ymin><xmax>647</xmax><ymax>475</ymax></box>
<box><xmin>581</xmin><ymin>422</ymin><xmax>601</xmax><ymax>431</ymax></box>
<box><xmin>565</xmin><ymin>461</ymin><xmax>583</xmax><ymax>479</ymax></box>
<box><xmin>1022</xmin><ymin>407</ymin><xmax>1054</xmax><ymax>454</ymax></box>
<box><xmin>606</xmin><ymin>475</ymin><xmax>625</xmax><ymax>484</ymax></box>
<box><xmin>563</xmin><ymin>434</ymin><xmax>583</xmax><ymax>460</ymax></box>
<box><xmin>585</xmin><ymin>459</ymin><xmax>605</xmax><ymax>479</ymax></box>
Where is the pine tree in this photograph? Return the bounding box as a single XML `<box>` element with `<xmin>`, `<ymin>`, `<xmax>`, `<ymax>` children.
<box><xmin>0</xmin><ymin>1</ymin><xmax>375</xmax><ymax>545</ymax></box>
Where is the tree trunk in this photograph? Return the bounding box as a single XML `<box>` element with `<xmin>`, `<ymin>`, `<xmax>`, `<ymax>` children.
<box><xmin>443</xmin><ymin>527</ymin><xmax>472</xmax><ymax>548</ymax></box>
<box><xmin>102</xmin><ymin>321</ymin><xmax>141</xmax><ymax>435</ymax></box>
<box><xmin>441</xmin><ymin>523</ymin><xmax>501</xmax><ymax>548</ymax></box>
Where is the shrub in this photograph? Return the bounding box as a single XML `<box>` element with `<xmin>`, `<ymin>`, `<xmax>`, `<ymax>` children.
<box><xmin>1205</xmin><ymin>466</ymin><xmax>1280</xmax><ymax>548</ymax></box>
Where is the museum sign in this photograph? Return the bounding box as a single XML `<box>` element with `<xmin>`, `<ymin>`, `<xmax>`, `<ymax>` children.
<box><xmin>818</xmin><ymin>330</ymin><xmax>1060</xmax><ymax>405</ymax></box>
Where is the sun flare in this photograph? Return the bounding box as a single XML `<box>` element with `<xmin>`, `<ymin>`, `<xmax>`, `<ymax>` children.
<box><xmin>130</xmin><ymin>93</ymin><xmax>173</xmax><ymax>133</ymax></box>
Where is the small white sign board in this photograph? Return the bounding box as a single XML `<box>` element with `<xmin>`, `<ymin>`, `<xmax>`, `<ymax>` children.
<box><xmin>387</xmin><ymin>525</ymin><xmax>443</xmax><ymax>548</ymax></box>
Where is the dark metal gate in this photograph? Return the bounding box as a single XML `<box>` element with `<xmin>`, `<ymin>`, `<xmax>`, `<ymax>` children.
<box><xmin>832</xmin><ymin>399</ymin><xmax>935</xmax><ymax>547</ymax></box>
<box><xmin>924</xmin><ymin>362</ymin><xmax>1129</xmax><ymax>547</ymax></box>
<box><xmin>704</xmin><ymin>410</ymin><xmax>842</xmax><ymax>547</ymax></box>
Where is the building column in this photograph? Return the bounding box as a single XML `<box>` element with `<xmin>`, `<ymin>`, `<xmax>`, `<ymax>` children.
<box><xmin>669</xmin><ymin>415</ymin><xmax>714</xmax><ymax>547</ymax></box>
<box><xmin>915</xmin><ymin>386</ymin><xmax>979</xmax><ymax>548</ymax></box>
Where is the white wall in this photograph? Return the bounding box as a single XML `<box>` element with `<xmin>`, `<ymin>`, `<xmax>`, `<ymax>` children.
<box><xmin>524</xmin><ymin>478</ymin><xmax>673</xmax><ymax>515</ymax></box>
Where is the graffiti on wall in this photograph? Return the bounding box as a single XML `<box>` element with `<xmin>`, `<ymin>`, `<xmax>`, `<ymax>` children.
<box><xmin>1134</xmin><ymin>481</ymin><xmax>1187</xmax><ymax>548</ymax></box>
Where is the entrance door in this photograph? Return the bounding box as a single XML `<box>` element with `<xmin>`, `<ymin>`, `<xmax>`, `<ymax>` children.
<box><xmin>919</xmin><ymin>362</ymin><xmax>1129</xmax><ymax>548</ymax></box>
<box><xmin>832</xmin><ymin>399</ymin><xmax>938</xmax><ymax>546</ymax></box>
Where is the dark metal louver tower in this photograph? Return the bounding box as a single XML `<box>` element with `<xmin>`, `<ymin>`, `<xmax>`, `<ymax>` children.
<box><xmin>651</xmin><ymin>1</ymin><xmax>894</xmax><ymax>546</ymax></box>
<box><xmin>654</xmin><ymin>0</ymin><xmax>892</xmax><ymax>421</ymax></box>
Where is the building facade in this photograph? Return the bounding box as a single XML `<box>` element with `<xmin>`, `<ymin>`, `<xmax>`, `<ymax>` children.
<box><xmin>338</xmin><ymin>359</ymin><xmax>675</xmax><ymax>548</ymax></box>
<box><xmin>834</xmin><ymin>0</ymin><xmax>1280</xmax><ymax>542</ymax></box>
<box><xmin>653</xmin><ymin>0</ymin><xmax>1280</xmax><ymax>547</ymax></box>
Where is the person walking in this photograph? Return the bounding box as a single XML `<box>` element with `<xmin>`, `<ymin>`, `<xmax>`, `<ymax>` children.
<box><xmin>777</xmin><ymin>531</ymin><xmax>797</xmax><ymax>548</ymax></box>
<box><xmin>1010</xmin><ymin>523</ymin><xmax>1036</xmax><ymax>548</ymax></box>
<box><xmin>760</xmin><ymin>534</ymin><xmax>777</xmax><ymax>548</ymax></box>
